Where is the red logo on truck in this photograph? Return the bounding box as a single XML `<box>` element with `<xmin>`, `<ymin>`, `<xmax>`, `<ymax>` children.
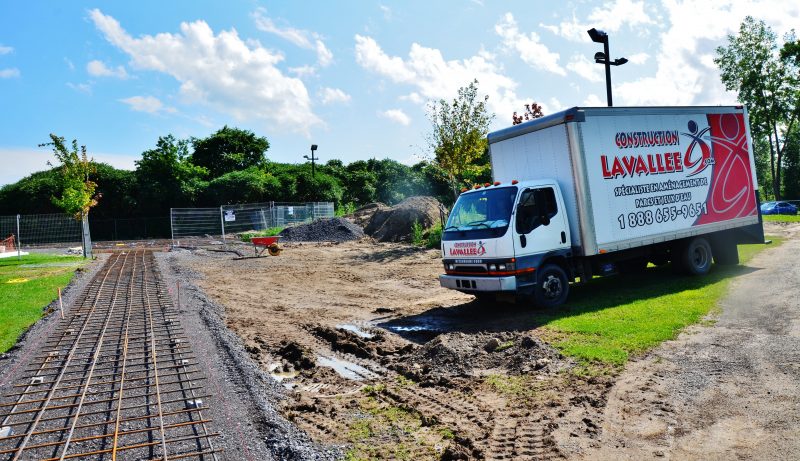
<box><xmin>601</xmin><ymin>120</ymin><xmax>714</xmax><ymax>179</ymax></box>
<box><xmin>449</xmin><ymin>241</ymin><xmax>486</xmax><ymax>256</ymax></box>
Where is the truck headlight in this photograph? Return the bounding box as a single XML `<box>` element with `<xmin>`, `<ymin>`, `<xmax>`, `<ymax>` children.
<box><xmin>497</xmin><ymin>264</ymin><xmax>506</xmax><ymax>271</ymax></box>
<box><xmin>488</xmin><ymin>264</ymin><xmax>497</xmax><ymax>271</ymax></box>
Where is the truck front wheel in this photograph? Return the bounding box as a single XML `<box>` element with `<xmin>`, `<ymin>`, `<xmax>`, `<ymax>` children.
<box><xmin>534</xmin><ymin>264</ymin><xmax>569</xmax><ymax>307</ymax></box>
<box><xmin>681</xmin><ymin>237</ymin><xmax>712</xmax><ymax>275</ymax></box>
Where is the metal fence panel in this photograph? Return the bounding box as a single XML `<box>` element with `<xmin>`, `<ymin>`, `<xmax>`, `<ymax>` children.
<box><xmin>170</xmin><ymin>208</ymin><xmax>222</xmax><ymax>246</ymax></box>
<box><xmin>170</xmin><ymin>201</ymin><xmax>335</xmax><ymax>247</ymax></box>
<box><xmin>0</xmin><ymin>213</ymin><xmax>89</xmax><ymax>257</ymax></box>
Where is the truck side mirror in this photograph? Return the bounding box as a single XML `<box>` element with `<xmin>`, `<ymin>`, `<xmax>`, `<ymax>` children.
<box><xmin>541</xmin><ymin>215</ymin><xmax>551</xmax><ymax>226</ymax></box>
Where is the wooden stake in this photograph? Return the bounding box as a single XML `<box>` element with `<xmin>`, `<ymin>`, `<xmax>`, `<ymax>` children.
<box><xmin>177</xmin><ymin>281</ymin><xmax>181</xmax><ymax>310</ymax></box>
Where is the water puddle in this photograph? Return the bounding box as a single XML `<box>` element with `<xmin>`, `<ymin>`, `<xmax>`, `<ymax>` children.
<box><xmin>316</xmin><ymin>355</ymin><xmax>376</xmax><ymax>381</ymax></box>
<box><xmin>267</xmin><ymin>362</ymin><xmax>299</xmax><ymax>382</ymax></box>
<box><xmin>336</xmin><ymin>323</ymin><xmax>374</xmax><ymax>339</ymax></box>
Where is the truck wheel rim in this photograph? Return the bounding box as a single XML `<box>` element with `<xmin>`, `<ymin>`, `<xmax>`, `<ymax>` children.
<box><xmin>692</xmin><ymin>246</ymin><xmax>709</xmax><ymax>268</ymax></box>
<box><xmin>543</xmin><ymin>275</ymin><xmax>562</xmax><ymax>299</ymax></box>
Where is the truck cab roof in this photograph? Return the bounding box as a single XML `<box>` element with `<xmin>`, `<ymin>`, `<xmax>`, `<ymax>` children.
<box><xmin>459</xmin><ymin>179</ymin><xmax>557</xmax><ymax>197</ymax></box>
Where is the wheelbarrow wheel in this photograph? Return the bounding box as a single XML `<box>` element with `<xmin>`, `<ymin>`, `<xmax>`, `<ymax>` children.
<box><xmin>267</xmin><ymin>244</ymin><xmax>282</xmax><ymax>256</ymax></box>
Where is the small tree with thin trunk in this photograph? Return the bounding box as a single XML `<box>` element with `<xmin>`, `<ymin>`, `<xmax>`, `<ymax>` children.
<box><xmin>427</xmin><ymin>79</ymin><xmax>494</xmax><ymax>199</ymax></box>
<box><xmin>41</xmin><ymin>134</ymin><xmax>98</xmax><ymax>219</ymax></box>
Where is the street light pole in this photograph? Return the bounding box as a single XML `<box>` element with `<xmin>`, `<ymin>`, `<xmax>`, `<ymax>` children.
<box><xmin>587</xmin><ymin>28</ymin><xmax>628</xmax><ymax>107</ymax></box>
<box><xmin>304</xmin><ymin>144</ymin><xmax>318</xmax><ymax>179</ymax></box>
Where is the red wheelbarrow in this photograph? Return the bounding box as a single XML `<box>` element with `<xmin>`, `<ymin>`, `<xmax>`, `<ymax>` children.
<box><xmin>251</xmin><ymin>236</ymin><xmax>282</xmax><ymax>257</ymax></box>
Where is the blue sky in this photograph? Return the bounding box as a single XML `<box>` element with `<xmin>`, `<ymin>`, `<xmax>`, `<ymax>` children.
<box><xmin>1</xmin><ymin>0</ymin><xmax>798</xmax><ymax>185</ymax></box>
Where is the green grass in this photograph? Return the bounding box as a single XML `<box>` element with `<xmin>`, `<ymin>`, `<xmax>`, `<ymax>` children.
<box><xmin>239</xmin><ymin>227</ymin><xmax>284</xmax><ymax>242</ymax></box>
<box><xmin>537</xmin><ymin>237</ymin><xmax>781</xmax><ymax>366</ymax></box>
<box><xmin>0</xmin><ymin>253</ymin><xmax>86</xmax><ymax>352</ymax></box>
<box><xmin>762</xmin><ymin>214</ymin><xmax>800</xmax><ymax>223</ymax></box>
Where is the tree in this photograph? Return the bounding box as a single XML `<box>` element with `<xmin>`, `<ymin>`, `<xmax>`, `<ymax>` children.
<box><xmin>40</xmin><ymin>134</ymin><xmax>98</xmax><ymax>219</ymax></box>
<box><xmin>512</xmin><ymin>102</ymin><xmax>544</xmax><ymax>125</ymax></box>
<box><xmin>191</xmin><ymin>126</ymin><xmax>270</xmax><ymax>178</ymax></box>
<box><xmin>427</xmin><ymin>79</ymin><xmax>494</xmax><ymax>198</ymax></box>
<box><xmin>135</xmin><ymin>135</ymin><xmax>207</xmax><ymax>214</ymax></box>
<box><xmin>715</xmin><ymin>17</ymin><xmax>800</xmax><ymax>199</ymax></box>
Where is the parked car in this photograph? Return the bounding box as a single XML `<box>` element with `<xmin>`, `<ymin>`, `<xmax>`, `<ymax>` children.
<box><xmin>760</xmin><ymin>201</ymin><xmax>798</xmax><ymax>215</ymax></box>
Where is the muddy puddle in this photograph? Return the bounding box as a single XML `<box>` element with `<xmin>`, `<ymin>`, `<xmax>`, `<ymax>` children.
<box><xmin>316</xmin><ymin>355</ymin><xmax>377</xmax><ymax>380</ymax></box>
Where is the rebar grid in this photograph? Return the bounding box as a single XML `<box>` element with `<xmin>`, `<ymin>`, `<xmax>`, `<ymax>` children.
<box><xmin>0</xmin><ymin>250</ymin><xmax>220</xmax><ymax>460</ymax></box>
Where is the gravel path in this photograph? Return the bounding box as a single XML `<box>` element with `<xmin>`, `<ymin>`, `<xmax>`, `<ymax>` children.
<box><xmin>581</xmin><ymin>224</ymin><xmax>800</xmax><ymax>460</ymax></box>
<box><xmin>156</xmin><ymin>251</ymin><xmax>339</xmax><ymax>461</ymax></box>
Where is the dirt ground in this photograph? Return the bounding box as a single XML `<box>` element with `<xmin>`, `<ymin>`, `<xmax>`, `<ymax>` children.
<box><xmin>178</xmin><ymin>241</ymin><xmax>610</xmax><ymax>460</ymax></box>
<box><xmin>174</xmin><ymin>223</ymin><xmax>799</xmax><ymax>460</ymax></box>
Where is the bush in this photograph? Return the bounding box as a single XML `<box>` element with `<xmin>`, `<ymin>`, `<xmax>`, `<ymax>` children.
<box><xmin>425</xmin><ymin>223</ymin><xmax>443</xmax><ymax>249</ymax></box>
<box><xmin>411</xmin><ymin>220</ymin><xmax>425</xmax><ymax>246</ymax></box>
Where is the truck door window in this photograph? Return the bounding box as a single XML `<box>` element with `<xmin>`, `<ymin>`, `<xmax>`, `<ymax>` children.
<box><xmin>516</xmin><ymin>187</ymin><xmax>558</xmax><ymax>234</ymax></box>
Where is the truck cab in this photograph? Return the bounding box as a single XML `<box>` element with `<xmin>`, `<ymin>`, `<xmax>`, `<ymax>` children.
<box><xmin>439</xmin><ymin>179</ymin><xmax>572</xmax><ymax>307</ymax></box>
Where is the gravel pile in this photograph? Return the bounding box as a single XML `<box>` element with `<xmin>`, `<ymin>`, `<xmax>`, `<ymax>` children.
<box><xmin>279</xmin><ymin>217</ymin><xmax>365</xmax><ymax>242</ymax></box>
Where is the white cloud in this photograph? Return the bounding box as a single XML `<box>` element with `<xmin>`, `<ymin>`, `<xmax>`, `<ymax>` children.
<box><xmin>545</xmin><ymin>97</ymin><xmax>564</xmax><ymax>113</ymax></box>
<box><xmin>0</xmin><ymin>68</ymin><xmax>20</xmax><ymax>78</ymax></box>
<box><xmin>67</xmin><ymin>82</ymin><xmax>92</xmax><ymax>94</ymax></box>
<box><xmin>380</xmin><ymin>5</ymin><xmax>392</xmax><ymax>20</ymax></box>
<box><xmin>0</xmin><ymin>45</ymin><xmax>12</xmax><ymax>55</ymax></box>
<box><xmin>253</xmin><ymin>9</ymin><xmax>333</xmax><ymax>67</ymax></box>
<box><xmin>540</xmin><ymin>0</ymin><xmax>656</xmax><ymax>42</ymax></box>
<box><xmin>380</xmin><ymin>109</ymin><xmax>411</xmax><ymax>126</ymax></box>
<box><xmin>354</xmin><ymin>34</ymin><xmax>523</xmax><ymax>119</ymax></box>
<box><xmin>90</xmin><ymin>8</ymin><xmax>320</xmax><ymax>134</ymax></box>
<box><xmin>566</xmin><ymin>54</ymin><xmax>603</xmax><ymax>82</ymax></box>
<box><xmin>87</xmin><ymin>59</ymin><xmax>128</xmax><ymax>79</ymax></box>
<box><xmin>583</xmin><ymin>94</ymin><xmax>604</xmax><ymax>106</ymax></box>
<box><xmin>495</xmin><ymin>13</ymin><xmax>566</xmax><ymax>76</ymax></box>
<box><xmin>627</xmin><ymin>52</ymin><xmax>650</xmax><ymax>65</ymax></box>
<box><xmin>119</xmin><ymin>95</ymin><xmax>175</xmax><ymax>114</ymax></box>
<box><xmin>617</xmin><ymin>0</ymin><xmax>800</xmax><ymax>106</ymax></box>
<box><xmin>64</xmin><ymin>57</ymin><xmax>75</xmax><ymax>70</ymax></box>
<box><xmin>320</xmin><ymin>87</ymin><xmax>351</xmax><ymax>104</ymax></box>
<box><xmin>289</xmin><ymin>65</ymin><xmax>317</xmax><ymax>78</ymax></box>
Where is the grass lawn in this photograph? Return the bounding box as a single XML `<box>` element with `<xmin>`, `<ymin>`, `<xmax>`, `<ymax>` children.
<box><xmin>762</xmin><ymin>214</ymin><xmax>800</xmax><ymax>223</ymax></box>
<box><xmin>538</xmin><ymin>237</ymin><xmax>782</xmax><ymax>366</ymax></box>
<box><xmin>0</xmin><ymin>253</ymin><xmax>86</xmax><ymax>353</ymax></box>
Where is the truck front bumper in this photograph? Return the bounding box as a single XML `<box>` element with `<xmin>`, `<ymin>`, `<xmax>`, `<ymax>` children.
<box><xmin>439</xmin><ymin>274</ymin><xmax>517</xmax><ymax>292</ymax></box>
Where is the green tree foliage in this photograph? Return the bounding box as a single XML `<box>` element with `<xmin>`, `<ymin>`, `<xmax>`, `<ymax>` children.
<box><xmin>294</xmin><ymin>171</ymin><xmax>344</xmax><ymax>204</ymax></box>
<box><xmin>715</xmin><ymin>17</ymin><xmax>800</xmax><ymax>199</ymax></box>
<box><xmin>427</xmin><ymin>79</ymin><xmax>494</xmax><ymax>198</ymax></box>
<box><xmin>0</xmin><ymin>169</ymin><xmax>63</xmax><ymax>215</ymax></box>
<box><xmin>90</xmin><ymin>163</ymin><xmax>137</xmax><ymax>219</ymax></box>
<box><xmin>783</xmin><ymin>126</ymin><xmax>800</xmax><ymax>198</ymax></box>
<box><xmin>40</xmin><ymin>134</ymin><xmax>98</xmax><ymax>219</ymax></box>
<box><xmin>191</xmin><ymin>126</ymin><xmax>270</xmax><ymax>178</ymax></box>
<box><xmin>206</xmin><ymin>167</ymin><xmax>281</xmax><ymax>204</ymax></box>
<box><xmin>136</xmin><ymin>135</ymin><xmax>207</xmax><ymax>214</ymax></box>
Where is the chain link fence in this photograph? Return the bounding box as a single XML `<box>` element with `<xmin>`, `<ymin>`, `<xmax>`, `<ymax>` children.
<box><xmin>0</xmin><ymin>213</ymin><xmax>91</xmax><ymax>258</ymax></box>
<box><xmin>170</xmin><ymin>201</ymin><xmax>334</xmax><ymax>247</ymax></box>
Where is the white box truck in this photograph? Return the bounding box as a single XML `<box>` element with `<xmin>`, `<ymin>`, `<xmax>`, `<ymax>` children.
<box><xmin>439</xmin><ymin>106</ymin><xmax>765</xmax><ymax>306</ymax></box>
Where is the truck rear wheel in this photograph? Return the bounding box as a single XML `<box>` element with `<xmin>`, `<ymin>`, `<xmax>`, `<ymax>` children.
<box><xmin>681</xmin><ymin>237</ymin><xmax>712</xmax><ymax>275</ymax></box>
<box><xmin>534</xmin><ymin>264</ymin><xmax>569</xmax><ymax>307</ymax></box>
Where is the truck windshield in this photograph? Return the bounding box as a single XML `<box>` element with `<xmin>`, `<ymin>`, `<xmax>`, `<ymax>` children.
<box><xmin>444</xmin><ymin>186</ymin><xmax>517</xmax><ymax>239</ymax></box>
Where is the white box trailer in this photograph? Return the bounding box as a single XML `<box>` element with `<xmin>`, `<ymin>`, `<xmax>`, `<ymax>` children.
<box><xmin>439</xmin><ymin>106</ymin><xmax>765</xmax><ymax>306</ymax></box>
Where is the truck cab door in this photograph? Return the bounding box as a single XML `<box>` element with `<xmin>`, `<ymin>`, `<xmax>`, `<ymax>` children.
<box><xmin>514</xmin><ymin>186</ymin><xmax>569</xmax><ymax>258</ymax></box>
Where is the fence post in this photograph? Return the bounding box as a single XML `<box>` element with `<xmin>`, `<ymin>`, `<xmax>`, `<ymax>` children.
<box><xmin>16</xmin><ymin>214</ymin><xmax>21</xmax><ymax>260</ymax></box>
<box><xmin>219</xmin><ymin>206</ymin><xmax>226</xmax><ymax>249</ymax></box>
<box><xmin>170</xmin><ymin>209</ymin><xmax>175</xmax><ymax>247</ymax></box>
<box><xmin>81</xmin><ymin>213</ymin><xmax>92</xmax><ymax>259</ymax></box>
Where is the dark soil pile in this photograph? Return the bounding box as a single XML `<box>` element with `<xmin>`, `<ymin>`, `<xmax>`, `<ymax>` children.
<box><xmin>278</xmin><ymin>218</ymin><xmax>365</xmax><ymax>242</ymax></box>
<box><xmin>394</xmin><ymin>331</ymin><xmax>564</xmax><ymax>380</ymax></box>
<box><xmin>363</xmin><ymin>196</ymin><xmax>443</xmax><ymax>242</ymax></box>
<box><xmin>347</xmin><ymin>203</ymin><xmax>385</xmax><ymax>228</ymax></box>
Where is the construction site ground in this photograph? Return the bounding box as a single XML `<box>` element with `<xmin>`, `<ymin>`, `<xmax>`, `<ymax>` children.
<box><xmin>166</xmin><ymin>221</ymin><xmax>800</xmax><ymax>460</ymax></box>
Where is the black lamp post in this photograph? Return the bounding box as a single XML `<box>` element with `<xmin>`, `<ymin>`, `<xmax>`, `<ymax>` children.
<box><xmin>587</xmin><ymin>28</ymin><xmax>628</xmax><ymax>106</ymax></box>
<box><xmin>304</xmin><ymin>144</ymin><xmax>318</xmax><ymax>178</ymax></box>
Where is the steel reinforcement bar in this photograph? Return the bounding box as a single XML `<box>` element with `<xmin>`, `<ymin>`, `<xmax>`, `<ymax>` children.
<box><xmin>0</xmin><ymin>250</ymin><xmax>220</xmax><ymax>460</ymax></box>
